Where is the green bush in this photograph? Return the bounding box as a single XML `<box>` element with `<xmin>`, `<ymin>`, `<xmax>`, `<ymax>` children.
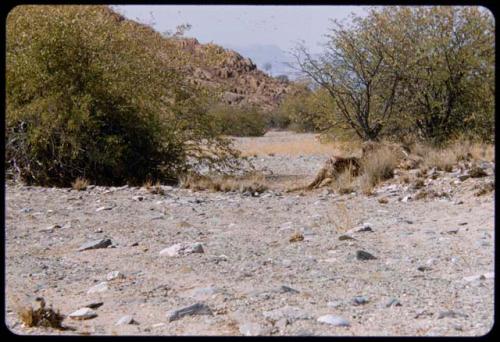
<box><xmin>6</xmin><ymin>5</ymin><xmax>239</xmax><ymax>186</ymax></box>
<box><xmin>209</xmin><ymin>104</ymin><xmax>267</xmax><ymax>137</ymax></box>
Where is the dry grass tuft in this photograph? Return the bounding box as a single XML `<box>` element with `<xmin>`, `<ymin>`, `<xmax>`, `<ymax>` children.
<box><xmin>181</xmin><ymin>172</ymin><xmax>268</xmax><ymax>194</ymax></box>
<box><xmin>359</xmin><ymin>146</ymin><xmax>400</xmax><ymax>192</ymax></box>
<box><xmin>327</xmin><ymin>202</ymin><xmax>354</xmax><ymax>233</ymax></box>
<box><xmin>71</xmin><ymin>177</ymin><xmax>89</xmax><ymax>191</ymax></box>
<box><xmin>18</xmin><ymin>301</ymin><xmax>65</xmax><ymax>330</ymax></box>
<box><xmin>144</xmin><ymin>180</ymin><xmax>165</xmax><ymax>195</ymax></box>
<box><xmin>414</xmin><ymin>140</ymin><xmax>494</xmax><ymax>172</ymax></box>
<box><xmin>289</xmin><ymin>232</ymin><xmax>304</xmax><ymax>243</ymax></box>
<box><xmin>332</xmin><ymin>166</ymin><xmax>357</xmax><ymax>195</ymax></box>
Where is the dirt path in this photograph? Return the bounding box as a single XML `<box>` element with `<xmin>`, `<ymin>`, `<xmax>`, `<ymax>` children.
<box><xmin>5</xmin><ymin>133</ymin><xmax>495</xmax><ymax>336</ymax></box>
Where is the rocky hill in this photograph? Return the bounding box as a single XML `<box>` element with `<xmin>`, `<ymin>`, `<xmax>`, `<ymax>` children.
<box><xmin>105</xmin><ymin>7</ymin><xmax>293</xmax><ymax>111</ymax></box>
<box><xmin>170</xmin><ymin>37</ymin><xmax>292</xmax><ymax>111</ymax></box>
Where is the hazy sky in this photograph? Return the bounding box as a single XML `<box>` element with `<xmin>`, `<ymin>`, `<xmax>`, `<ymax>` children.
<box><xmin>112</xmin><ymin>5</ymin><xmax>367</xmax><ymax>53</ymax></box>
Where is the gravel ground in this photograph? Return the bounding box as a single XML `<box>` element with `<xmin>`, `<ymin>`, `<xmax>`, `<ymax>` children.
<box><xmin>4</xmin><ymin>134</ymin><xmax>495</xmax><ymax>336</ymax></box>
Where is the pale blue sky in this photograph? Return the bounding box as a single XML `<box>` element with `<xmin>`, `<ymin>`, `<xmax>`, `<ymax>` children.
<box><xmin>112</xmin><ymin>5</ymin><xmax>367</xmax><ymax>54</ymax></box>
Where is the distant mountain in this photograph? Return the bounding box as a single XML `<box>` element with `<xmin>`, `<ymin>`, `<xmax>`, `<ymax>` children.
<box><xmin>224</xmin><ymin>44</ymin><xmax>298</xmax><ymax>79</ymax></box>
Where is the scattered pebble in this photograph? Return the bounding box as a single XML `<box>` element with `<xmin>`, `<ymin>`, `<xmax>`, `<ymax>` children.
<box><xmin>78</xmin><ymin>238</ymin><xmax>112</xmax><ymax>251</ymax></box>
<box><xmin>69</xmin><ymin>307</ymin><xmax>98</xmax><ymax>320</ymax></box>
<box><xmin>96</xmin><ymin>206</ymin><xmax>113</xmax><ymax>212</ymax></box>
<box><xmin>159</xmin><ymin>242</ymin><xmax>204</xmax><ymax>257</ymax></box>
<box><xmin>87</xmin><ymin>281</ymin><xmax>109</xmax><ymax>294</ymax></box>
<box><xmin>85</xmin><ymin>302</ymin><xmax>104</xmax><ymax>309</ymax></box>
<box><xmin>356</xmin><ymin>250</ymin><xmax>377</xmax><ymax>261</ymax></box>
<box><xmin>338</xmin><ymin>235</ymin><xmax>355</xmax><ymax>241</ymax></box>
<box><xmin>278</xmin><ymin>285</ymin><xmax>299</xmax><ymax>294</ymax></box>
<box><xmin>116</xmin><ymin>315</ymin><xmax>138</xmax><ymax>325</ymax></box>
<box><xmin>167</xmin><ymin>303</ymin><xmax>213</xmax><ymax>322</ymax></box>
<box><xmin>385</xmin><ymin>298</ymin><xmax>402</xmax><ymax>307</ymax></box>
<box><xmin>352</xmin><ymin>296</ymin><xmax>369</xmax><ymax>306</ymax></box>
<box><xmin>438</xmin><ymin>310</ymin><xmax>468</xmax><ymax>319</ymax></box>
<box><xmin>239</xmin><ymin>322</ymin><xmax>270</xmax><ymax>336</ymax></box>
<box><xmin>106</xmin><ymin>271</ymin><xmax>125</xmax><ymax>281</ymax></box>
<box><xmin>317</xmin><ymin>315</ymin><xmax>350</xmax><ymax>327</ymax></box>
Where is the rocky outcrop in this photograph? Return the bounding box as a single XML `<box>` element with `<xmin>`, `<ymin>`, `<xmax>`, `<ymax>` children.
<box><xmin>169</xmin><ymin>37</ymin><xmax>292</xmax><ymax>111</ymax></box>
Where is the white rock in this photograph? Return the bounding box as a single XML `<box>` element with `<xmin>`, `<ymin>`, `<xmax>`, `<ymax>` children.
<box><xmin>69</xmin><ymin>307</ymin><xmax>97</xmax><ymax>320</ymax></box>
<box><xmin>96</xmin><ymin>206</ymin><xmax>113</xmax><ymax>212</ymax></box>
<box><xmin>317</xmin><ymin>314</ymin><xmax>350</xmax><ymax>326</ymax></box>
<box><xmin>159</xmin><ymin>244</ymin><xmax>183</xmax><ymax>257</ymax></box>
<box><xmin>87</xmin><ymin>281</ymin><xmax>109</xmax><ymax>294</ymax></box>
<box><xmin>239</xmin><ymin>322</ymin><xmax>269</xmax><ymax>336</ymax></box>
<box><xmin>116</xmin><ymin>315</ymin><xmax>137</xmax><ymax>325</ymax></box>
<box><xmin>106</xmin><ymin>271</ymin><xmax>125</xmax><ymax>281</ymax></box>
<box><xmin>159</xmin><ymin>242</ymin><xmax>204</xmax><ymax>257</ymax></box>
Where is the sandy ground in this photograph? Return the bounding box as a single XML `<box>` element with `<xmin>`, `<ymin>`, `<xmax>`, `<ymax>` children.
<box><xmin>4</xmin><ymin>131</ymin><xmax>495</xmax><ymax>336</ymax></box>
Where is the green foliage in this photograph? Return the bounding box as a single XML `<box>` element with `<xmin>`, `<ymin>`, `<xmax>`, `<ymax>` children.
<box><xmin>209</xmin><ymin>103</ymin><xmax>267</xmax><ymax>137</ymax></box>
<box><xmin>6</xmin><ymin>5</ymin><xmax>240</xmax><ymax>186</ymax></box>
<box><xmin>293</xmin><ymin>6</ymin><xmax>494</xmax><ymax>145</ymax></box>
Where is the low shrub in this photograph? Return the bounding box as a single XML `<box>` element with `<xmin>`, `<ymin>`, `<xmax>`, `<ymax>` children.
<box><xmin>6</xmin><ymin>5</ymin><xmax>240</xmax><ymax>187</ymax></box>
<box><xmin>208</xmin><ymin>104</ymin><xmax>267</xmax><ymax>137</ymax></box>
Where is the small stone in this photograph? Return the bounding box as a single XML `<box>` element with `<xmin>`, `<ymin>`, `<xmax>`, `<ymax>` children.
<box><xmin>385</xmin><ymin>298</ymin><xmax>402</xmax><ymax>307</ymax></box>
<box><xmin>357</xmin><ymin>222</ymin><xmax>373</xmax><ymax>232</ymax></box>
<box><xmin>278</xmin><ymin>285</ymin><xmax>299</xmax><ymax>294</ymax></box>
<box><xmin>327</xmin><ymin>300</ymin><xmax>343</xmax><ymax>309</ymax></box>
<box><xmin>401</xmin><ymin>195</ymin><xmax>412</xmax><ymax>202</ymax></box>
<box><xmin>159</xmin><ymin>242</ymin><xmax>204</xmax><ymax>257</ymax></box>
<box><xmin>338</xmin><ymin>235</ymin><xmax>355</xmax><ymax>241</ymax></box>
<box><xmin>275</xmin><ymin>318</ymin><xmax>289</xmax><ymax>331</ymax></box>
<box><xmin>106</xmin><ymin>271</ymin><xmax>125</xmax><ymax>281</ymax></box>
<box><xmin>438</xmin><ymin>310</ymin><xmax>468</xmax><ymax>319</ymax></box>
<box><xmin>130</xmin><ymin>242</ymin><xmax>139</xmax><ymax>247</ymax></box>
<box><xmin>39</xmin><ymin>224</ymin><xmax>61</xmax><ymax>232</ymax></box>
<box><xmin>69</xmin><ymin>307</ymin><xmax>98</xmax><ymax>320</ymax></box>
<box><xmin>132</xmin><ymin>196</ymin><xmax>144</xmax><ymax>201</ymax></box>
<box><xmin>78</xmin><ymin>238</ymin><xmax>112</xmax><ymax>251</ymax></box>
<box><xmin>116</xmin><ymin>315</ymin><xmax>138</xmax><ymax>325</ymax></box>
<box><xmin>239</xmin><ymin>322</ymin><xmax>270</xmax><ymax>336</ymax></box>
<box><xmin>417</xmin><ymin>266</ymin><xmax>432</xmax><ymax>272</ymax></box>
<box><xmin>317</xmin><ymin>315</ymin><xmax>350</xmax><ymax>327</ymax></box>
<box><xmin>352</xmin><ymin>296</ymin><xmax>369</xmax><ymax>306</ymax></box>
<box><xmin>356</xmin><ymin>250</ymin><xmax>377</xmax><ymax>261</ymax></box>
<box><xmin>85</xmin><ymin>302</ymin><xmax>104</xmax><ymax>309</ymax></box>
<box><xmin>414</xmin><ymin>309</ymin><xmax>433</xmax><ymax>318</ymax></box>
<box><xmin>96</xmin><ymin>206</ymin><xmax>113</xmax><ymax>212</ymax></box>
<box><xmin>186</xmin><ymin>242</ymin><xmax>204</xmax><ymax>254</ymax></box>
<box><xmin>87</xmin><ymin>282</ymin><xmax>108</xmax><ymax>294</ymax></box>
<box><xmin>167</xmin><ymin>303</ymin><xmax>213</xmax><ymax>322</ymax></box>
<box><xmin>20</xmin><ymin>208</ymin><xmax>33</xmax><ymax>213</ymax></box>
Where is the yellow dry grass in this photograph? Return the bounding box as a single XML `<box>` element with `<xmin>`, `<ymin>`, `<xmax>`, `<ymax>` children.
<box><xmin>181</xmin><ymin>172</ymin><xmax>268</xmax><ymax>193</ymax></box>
<box><xmin>235</xmin><ymin>133</ymin><xmax>361</xmax><ymax>157</ymax></box>
<box><xmin>71</xmin><ymin>177</ymin><xmax>89</xmax><ymax>191</ymax></box>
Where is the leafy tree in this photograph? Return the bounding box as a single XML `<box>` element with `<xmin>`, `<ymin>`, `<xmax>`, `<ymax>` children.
<box><xmin>292</xmin><ymin>11</ymin><xmax>407</xmax><ymax>141</ymax></box>
<box><xmin>292</xmin><ymin>6</ymin><xmax>494</xmax><ymax>144</ymax></box>
<box><xmin>393</xmin><ymin>7</ymin><xmax>494</xmax><ymax>144</ymax></box>
<box><xmin>6</xmin><ymin>5</ymin><xmax>240</xmax><ymax>186</ymax></box>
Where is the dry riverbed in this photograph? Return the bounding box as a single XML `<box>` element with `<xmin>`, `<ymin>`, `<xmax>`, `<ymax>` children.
<box><xmin>5</xmin><ymin>132</ymin><xmax>495</xmax><ymax>336</ymax></box>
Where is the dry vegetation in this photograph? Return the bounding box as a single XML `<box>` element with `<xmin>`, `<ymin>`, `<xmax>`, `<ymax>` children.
<box><xmin>71</xmin><ymin>177</ymin><xmax>89</xmax><ymax>191</ymax></box>
<box><xmin>15</xmin><ymin>298</ymin><xmax>66</xmax><ymax>330</ymax></box>
<box><xmin>180</xmin><ymin>172</ymin><xmax>268</xmax><ymax>194</ymax></box>
<box><xmin>236</xmin><ymin>134</ymin><xmax>346</xmax><ymax>157</ymax></box>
